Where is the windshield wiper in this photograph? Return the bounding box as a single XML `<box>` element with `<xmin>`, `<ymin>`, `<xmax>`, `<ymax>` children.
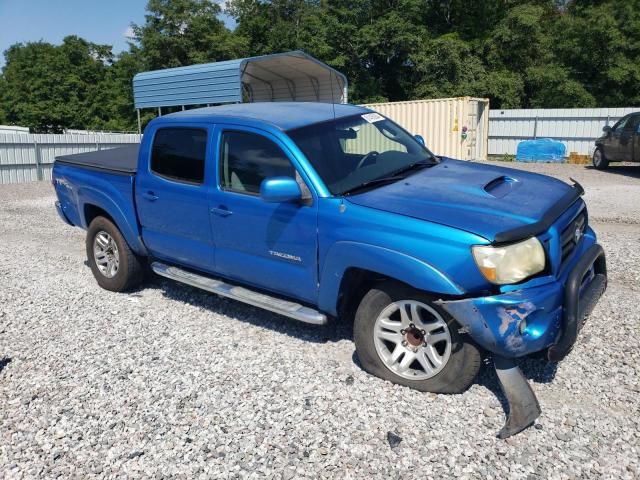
<box><xmin>341</xmin><ymin>159</ymin><xmax>437</xmax><ymax>196</ymax></box>
<box><xmin>341</xmin><ymin>175</ymin><xmax>407</xmax><ymax>196</ymax></box>
<box><xmin>388</xmin><ymin>159</ymin><xmax>437</xmax><ymax>177</ymax></box>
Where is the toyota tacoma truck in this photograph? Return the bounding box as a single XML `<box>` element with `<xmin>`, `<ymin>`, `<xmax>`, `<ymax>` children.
<box><xmin>52</xmin><ymin>102</ymin><xmax>607</xmax><ymax>438</ymax></box>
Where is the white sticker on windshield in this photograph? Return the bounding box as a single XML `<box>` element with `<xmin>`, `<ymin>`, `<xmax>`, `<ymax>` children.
<box><xmin>362</xmin><ymin>113</ymin><xmax>385</xmax><ymax>123</ymax></box>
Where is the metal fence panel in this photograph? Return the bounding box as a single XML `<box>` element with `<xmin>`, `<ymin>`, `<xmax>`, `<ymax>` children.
<box><xmin>488</xmin><ymin>107</ymin><xmax>640</xmax><ymax>156</ymax></box>
<box><xmin>0</xmin><ymin>133</ymin><xmax>141</xmax><ymax>184</ymax></box>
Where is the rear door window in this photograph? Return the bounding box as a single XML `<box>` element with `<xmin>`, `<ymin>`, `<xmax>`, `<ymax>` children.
<box><xmin>151</xmin><ymin>128</ymin><xmax>207</xmax><ymax>184</ymax></box>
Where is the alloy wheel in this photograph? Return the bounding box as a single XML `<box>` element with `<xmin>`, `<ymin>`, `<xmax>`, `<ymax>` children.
<box><xmin>373</xmin><ymin>300</ymin><xmax>452</xmax><ymax>380</ymax></box>
<box><xmin>93</xmin><ymin>231</ymin><xmax>120</xmax><ymax>278</ymax></box>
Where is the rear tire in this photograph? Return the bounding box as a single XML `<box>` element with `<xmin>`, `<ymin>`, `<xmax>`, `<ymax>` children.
<box><xmin>86</xmin><ymin>216</ymin><xmax>145</xmax><ymax>292</ymax></box>
<box><xmin>592</xmin><ymin>147</ymin><xmax>609</xmax><ymax>170</ymax></box>
<box><xmin>353</xmin><ymin>282</ymin><xmax>481</xmax><ymax>393</ymax></box>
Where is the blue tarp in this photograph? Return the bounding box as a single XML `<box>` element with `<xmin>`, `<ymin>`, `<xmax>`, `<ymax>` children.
<box><xmin>516</xmin><ymin>138</ymin><xmax>566</xmax><ymax>162</ymax></box>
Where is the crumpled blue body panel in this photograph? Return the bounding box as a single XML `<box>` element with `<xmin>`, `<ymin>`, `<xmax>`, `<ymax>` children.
<box><xmin>438</xmin><ymin>283</ymin><xmax>564</xmax><ymax>357</ymax></box>
<box><xmin>438</xmin><ymin>232</ymin><xmax>598</xmax><ymax>358</ymax></box>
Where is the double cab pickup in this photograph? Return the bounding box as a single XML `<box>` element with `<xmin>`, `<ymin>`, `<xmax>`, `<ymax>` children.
<box><xmin>53</xmin><ymin>102</ymin><xmax>607</xmax><ymax>437</ymax></box>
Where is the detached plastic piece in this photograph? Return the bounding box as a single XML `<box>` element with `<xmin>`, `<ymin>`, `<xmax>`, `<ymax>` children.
<box><xmin>516</xmin><ymin>138</ymin><xmax>566</xmax><ymax>163</ymax></box>
<box><xmin>494</xmin><ymin>355</ymin><xmax>541</xmax><ymax>439</ymax></box>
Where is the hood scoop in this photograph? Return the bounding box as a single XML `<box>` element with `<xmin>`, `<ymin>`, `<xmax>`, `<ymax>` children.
<box><xmin>484</xmin><ymin>176</ymin><xmax>518</xmax><ymax>198</ymax></box>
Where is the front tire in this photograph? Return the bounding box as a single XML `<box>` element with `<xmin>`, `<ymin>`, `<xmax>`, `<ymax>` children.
<box><xmin>592</xmin><ymin>147</ymin><xmax>609</xmax><ymax>170</ymax></box>
<box><xmin>86</xmin><ymin>216</ymin><xmax>145</xmax><ymax>292</ymax></box>
<box><xmin>354</xmin><ymin>282</ymin><xmax>481</xmax><ymax>393</ymax></box>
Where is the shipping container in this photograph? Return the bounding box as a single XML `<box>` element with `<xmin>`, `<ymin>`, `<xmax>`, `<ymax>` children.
<box><xmin>362</xmin><ymin>97</ymin><xmax>490</xmax><ymax>161</ymax></box>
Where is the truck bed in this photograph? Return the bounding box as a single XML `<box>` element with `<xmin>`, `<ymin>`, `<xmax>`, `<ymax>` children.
<box><xmin>54</xmin><ymin>144</ymin><xmax>139</xmax><ymax>174</ymax></box>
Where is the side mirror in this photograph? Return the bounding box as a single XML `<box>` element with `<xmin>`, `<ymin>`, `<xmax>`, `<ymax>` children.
<box><xmin>260</xmin><ymin>177</ymin><xmax>302</xmax><ymax>203</ymax></box>
<box><xmin>414</xmin><ymin>134</ymin><xmax>426</xmax><ymax>146</ymax></box>
<box><xmin>603</xmin><ymin>125</ymin><xmax>612</xmax><ymax>134</ymax></box>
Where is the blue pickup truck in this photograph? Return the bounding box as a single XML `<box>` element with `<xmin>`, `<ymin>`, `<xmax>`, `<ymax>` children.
<box><xmin>53</xmin><ymin>102</ymin><xmax>606</xmax><ymax>437</ymax></box>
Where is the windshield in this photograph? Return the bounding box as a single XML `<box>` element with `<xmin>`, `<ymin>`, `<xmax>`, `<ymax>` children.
<box><xmin>287</xmin><ymin>113</ymin><xmax>437</xmax><ymax>195</ymax></box>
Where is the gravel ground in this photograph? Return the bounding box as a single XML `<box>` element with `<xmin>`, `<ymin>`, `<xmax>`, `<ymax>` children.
<box><xmin>1</xmin><ymin>163</ymin><xmax>639</xmax><ymax>479</ymax></box>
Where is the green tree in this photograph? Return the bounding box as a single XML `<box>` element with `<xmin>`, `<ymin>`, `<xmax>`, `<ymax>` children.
<box><xmin>553</xmin><ymin>0</ymin><xmax>640</xmax><ymax>106</ymax></box>
<box><xmin>91</xmin><ymin>50</ymin><xmax>148</xmax><ymax>131</ymax></box>
<box><xmin>480</xmin><ymin>2</ymin><xmax>598</xmax><ymax>108</ymax></box>
<box><xmin>525</xmin><ymin>64</ymin><xmax>595</xmax><ymax>107</ymax></box>
<box><xmin>0</xmin><ymin>37</ymin><xmax>113</xmax><ymax>132</ymax></box>
<box><xmin>421</xmin><ymin>0</ymin><xmax>522</xmax><ymax>39</ymax></box>
<box><xmin>132</xmin><ymin>0</ymin><xmax>247</xmax><ymax>70</ymax></box>
<box><xmin>0</xmin><ymin>75</ymin><xmax>7</xmax><ymax>124</ymax></box>
<box><xmin>228</xmin><ymin>0</ymin><xmax>321</xmax><ymax>54</ymax></box>
<box><xmin>412</xmin><ymin>34</ymin><xmax>487</xmax><ymax>100</ymax></box>
<box><xmin>2</xmin><ymin>0</ymin><xmax>639</xmax><ymax>133</ymax></box>
<box><xmin>481</xmin><ymin>71</ymin><xmax>526</xmax><ymax>109</ymax></box>
<box><xmin>228</xmin><ymin>0</ymin><xmax>429</xmax><ymax>102</ymax></box>
<box><xmin>353</xmin><ymin>7</ymin><xmax>427</xmax><ymax>101</ymax></box>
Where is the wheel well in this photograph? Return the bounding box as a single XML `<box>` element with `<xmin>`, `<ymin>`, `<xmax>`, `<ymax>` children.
<box><xmin>335</xmin><ymin>268</ymin><xmax>458</xmax><ymax>325</ymax></box>
<box><xmin>84</xmin><ymin>204</ymin><xmax>115</xmax><ymax>228</ymax></box>
<box><xmin>336</xmin><ymin>268</ymin><xmax>392</xmax><ymax>324</ymax></box>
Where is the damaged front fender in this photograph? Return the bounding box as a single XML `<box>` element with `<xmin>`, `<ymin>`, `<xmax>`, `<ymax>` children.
<box><xmin>437</xmin><ymin>287</ymin><xmax>562</xmax><ymax>439</ymax></box>
<box><xmin>437</xmin><ymin>281</ymin><xmax>564</xmax><ymax>358</ymax></box>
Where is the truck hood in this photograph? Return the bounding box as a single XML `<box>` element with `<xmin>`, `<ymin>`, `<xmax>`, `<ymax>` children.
<box><xmin>345</xmin><ymin>158</ymin><xmax>574</xmax><ymax>242</ymax></box>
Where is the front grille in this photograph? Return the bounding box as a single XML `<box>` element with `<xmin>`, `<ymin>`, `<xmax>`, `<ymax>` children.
<box><xmin>560</xmin><ymin>211</ymin><xmax>587</xmax><ymax>266</ymax></box>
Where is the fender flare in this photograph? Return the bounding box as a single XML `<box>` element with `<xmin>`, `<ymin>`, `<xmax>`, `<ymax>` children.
<box><xmin>318</xmin><ymin>241</ymin><xmax>464</xmax><ymax>315</ymax></box>
<box><xmin>78</xmin><ymin>186</ymin><xmax>147</xmax><ymax>256</ymax></box>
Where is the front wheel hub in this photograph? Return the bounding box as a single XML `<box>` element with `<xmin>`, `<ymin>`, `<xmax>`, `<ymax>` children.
<box><xmin>404</xmin><ymin>327</ymin><xmax>424</xmax><ymax>349</ymax></box>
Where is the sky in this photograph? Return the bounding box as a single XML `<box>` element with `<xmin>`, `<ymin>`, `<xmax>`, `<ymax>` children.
<box><xmin>0</xmin><ymin>0</ymin><xmax>234</xmax><ymax>68</ymax></box>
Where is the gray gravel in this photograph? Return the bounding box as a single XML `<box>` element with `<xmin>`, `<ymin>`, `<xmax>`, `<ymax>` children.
<box><xmin>1</xmin><ymin>163</ymin><xmax>639</xmax><ymax>479</ymax></box>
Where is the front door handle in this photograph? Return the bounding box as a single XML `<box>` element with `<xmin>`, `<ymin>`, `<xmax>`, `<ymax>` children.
<box><xmin>210</xmin><ymin>206</ymin><xmax>233</xmax><ymax>217</ymax></box>
<box><xmin>142</xmin><ymin>191</ymin><xmax>159</xmax><ymax>201</ymax></box>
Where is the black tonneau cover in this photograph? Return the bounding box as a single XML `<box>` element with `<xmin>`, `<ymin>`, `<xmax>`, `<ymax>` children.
<box><xmin>54</xmin><ymin>144</ymin><xmax>139</xmax><ymax>174</ymax></box>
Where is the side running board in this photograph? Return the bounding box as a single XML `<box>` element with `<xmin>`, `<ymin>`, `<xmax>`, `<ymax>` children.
<box><xmin>151</xmin><ymin>262</ymin><xmax>328</xmax><ymax>326</ymax></box>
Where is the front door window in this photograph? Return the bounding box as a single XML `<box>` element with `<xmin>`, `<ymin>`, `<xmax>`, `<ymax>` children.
<box><xmin>220</xmin><ymin>131</ymin><xmax>295</xmax><ymax>194</ymax></box>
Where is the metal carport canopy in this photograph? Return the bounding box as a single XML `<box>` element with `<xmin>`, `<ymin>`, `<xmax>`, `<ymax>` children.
<box><xmin>133</xmin><ymin>50</ymin><xmax>348</xmax><ymax>109</ymax></box>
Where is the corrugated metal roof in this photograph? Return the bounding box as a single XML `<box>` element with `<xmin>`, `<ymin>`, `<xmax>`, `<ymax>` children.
<box><xmin>133</xmin><ymin>51</ymin><xmax>348</xmax><ymax>109</ymax></box>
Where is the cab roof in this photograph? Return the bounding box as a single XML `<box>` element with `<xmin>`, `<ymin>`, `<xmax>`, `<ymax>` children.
<box><xmin>156</xmin><ymin>102</ymin><xmax>372</xmax><ymax>131</ymax></box>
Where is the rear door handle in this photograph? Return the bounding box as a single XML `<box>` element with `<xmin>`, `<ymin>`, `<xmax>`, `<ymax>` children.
<box><xmin>210</xmin><ymin>206</ymin><xmax>233</xmax><ymax>217</ymax></box>
<box><xmin>142</xmin><ymin>191</ymin><xmax>159</xmax><ymax>201</ymax></box>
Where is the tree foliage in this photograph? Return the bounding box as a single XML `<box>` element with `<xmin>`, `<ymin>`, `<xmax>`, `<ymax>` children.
<box><xmin>0</xmin><ymin>0</ymin><xmax>638</xmax><ymax>132</ymax></box>
<box><xmin>1</xmin><ymin>37</ymin><xmax>115</xmax><ymax>132</ymax></box>
<box><xmin>132</xmin><ymin>0</ymin><xmax>246</xmax><ymax>70</ymax></box>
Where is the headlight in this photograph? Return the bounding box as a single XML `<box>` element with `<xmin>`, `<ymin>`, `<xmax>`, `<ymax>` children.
<box><xmin>472</xmin><ymin>237</ymin><xmax>546</xmax><ymax>285</ymax></box>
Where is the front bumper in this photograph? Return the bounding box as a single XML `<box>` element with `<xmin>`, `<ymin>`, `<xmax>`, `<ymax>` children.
<box><xmin>547</xmin><ymin>244</ymin><xmax>606</xmax><ymax>361</ymax></box>
<box><xmin>439</xmin><ymin>243</ymin><xmax>607</xmax><ymax>360</ymax></box>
